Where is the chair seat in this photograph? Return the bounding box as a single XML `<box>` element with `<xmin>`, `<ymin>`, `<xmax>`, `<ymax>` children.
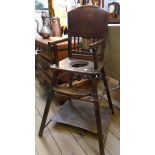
<box><xmin>50</xmin><ymin>57</ymin><xmax>105</xmax><ymax>75</ymax></box>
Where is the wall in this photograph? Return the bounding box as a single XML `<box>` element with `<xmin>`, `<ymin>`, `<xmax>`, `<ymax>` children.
<box><xmin>105</xmin><ymin>24</ymin><xmax>120</xmax><ymax>81</ymax></box>
<box><xmin>54</xmin><ymin>0</ymin><xmax>67</xmax><ymax>26</ymax></box>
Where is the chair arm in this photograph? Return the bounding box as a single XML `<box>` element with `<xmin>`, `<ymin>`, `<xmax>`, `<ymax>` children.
<box><xmin>48</xmin><ymin>37</ymin><xmax>70</xmax><ymax>45</ymax></box>
<box><xmin>90</xmin><ymin>39</ymin><xmax>104</xmax><ymax>48</ymax></box>
<box><xmin>48</xmin><ymin>37</ymin><xmax>70</xmax><ymax>66</ymax></box>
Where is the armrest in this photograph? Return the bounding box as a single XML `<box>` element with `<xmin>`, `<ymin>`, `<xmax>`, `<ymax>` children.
<box><xmin>48</xmin><ymin>37</ymin><xmax>70</xmax><ymax>66</ymax></box>
<box><xmin>90</xmin><ymin>39</ymin><xmax>104</xmax><ymax>48</ymax></box>
<box><xmin>48</xmin><ymin>37</ymin><xmax>70</xmax><ymax>46</ymax></box>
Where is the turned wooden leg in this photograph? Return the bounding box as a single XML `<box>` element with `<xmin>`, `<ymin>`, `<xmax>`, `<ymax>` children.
<box><xmin>38</xmin><ymin>71</ymin><xmax>58</xmax><ymax>137</ymax></box>
<box><xmin>101</xmin><ymin>68</ymin><xmax>114</xmax><ymax>114</ymax></box>
<box><xmin>68</xmin><ymin>72</ymin><xmax>73</xmax><ymax>87</ymax></box>
<box><xmin>91</xmin><ymin>75</ymin><xmax>105</xmax><ymax>155</ymax></box>
<box><xmin>39</xmin><ymin>92</ymin><xmax>53</xmax><ymax>137</ymax></box>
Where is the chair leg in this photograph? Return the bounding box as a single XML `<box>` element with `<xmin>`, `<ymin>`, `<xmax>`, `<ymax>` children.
<box><xmin>101</xmin><ymin>68</ymin><xmax>114</xmax><ymax>114</ymax></box>
<box><xmin>39</xmin><ymin>92</ymin><xmax>53</xmax><ymax>137</ymax></box>
<box><xmin>94</xmin><ymin>101</ymin><xmax>105</xmax><ymax>155</ymax></box>
<box><xmin>91</xmin><ymin>76</ymin><xmax>105</xmax><ymax>155</ymax></box>
<box><xmin>38</xmin><ymin>71</ymin><xmax>58</xmax><ymax>137</ymax></box>
<box><xmin>68</xmin><ymin>72</ymin><xmax>73</xmax><ymax>87</ymax></box>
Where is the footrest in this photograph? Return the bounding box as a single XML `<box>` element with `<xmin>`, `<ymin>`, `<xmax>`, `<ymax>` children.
<box><xmin>53</xmin><ymin>86</ymin><xmax>91</xmax><ymax>97</ymax></box>
<box><xmin>51</xmin><ymin>99</ymin><xmax>112</xmax><ymax>135</ymax></box>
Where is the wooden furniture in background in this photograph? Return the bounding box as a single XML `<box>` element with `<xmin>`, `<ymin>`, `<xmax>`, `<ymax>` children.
<box><xmin>108</xmin><ymin>18</ymin><xmax>120</xmax><ymax>24</ymax></box>
<box><xmin>35</xmin><ymin>36</ymin><xmax>68</xmax><ymax>87</ymax></box>
<box><xmin>108</xmin><ymin>2</ymin><xmax>120</xmax><ymax>24</ymax></box>
<box><xmin>48</xmin><ymin>0</ymin><xmax>55</xmax><ymax>16</ymax></box>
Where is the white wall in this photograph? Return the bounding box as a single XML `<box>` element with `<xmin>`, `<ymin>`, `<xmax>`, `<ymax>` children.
<box><xmin>35</xmin><ymin>12</ymin><xmax>43</xmax><ymax>37</ymax></box>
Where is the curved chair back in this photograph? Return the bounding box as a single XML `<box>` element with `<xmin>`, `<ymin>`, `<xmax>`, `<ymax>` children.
<box><xmin>67</xmin><ymin>6</ymin><xmax>109</xmax><ymax>61</ymax></box>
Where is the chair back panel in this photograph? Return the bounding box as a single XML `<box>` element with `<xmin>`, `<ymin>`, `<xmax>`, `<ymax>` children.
<box><xmin>67</xmin><ymin>6</ymin><xmax>109</xmax><ymax>63</ymax></box>
<box><xmin>68</xmin><ymin>6</ymin><xmax>108</xmax><ymax>38</ymax></box>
